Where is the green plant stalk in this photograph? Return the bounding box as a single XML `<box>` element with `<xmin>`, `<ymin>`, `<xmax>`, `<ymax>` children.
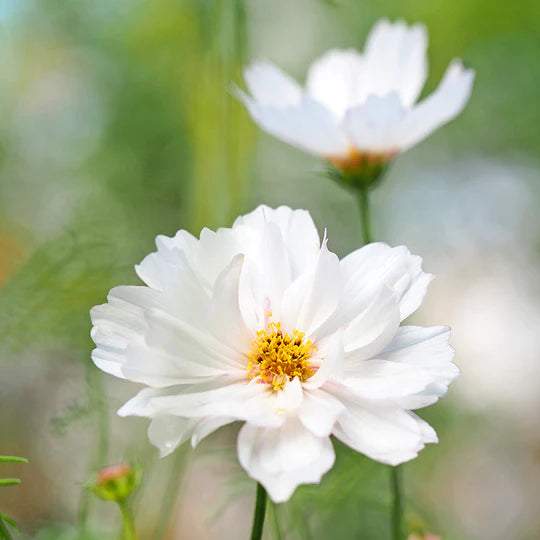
<box><xmin>153</xmin><ymin>448</ymin><xmax>188</xmax><ymax>539</ymax></box>
<box><xmin>78</xmin><ymin>363</ymin><xmax>110</xmax><ymax>532</ymax></box>
<box><xmin>118</xmin><ymin>500</ymin><xmax>136</xmax><ymax>540</ymax></box>
<box><xmin>270</xmin><ymin>500</ymin><xmax>283</xmax><ymax>540</ymax></box>
<box><xmin>356</xmin><ymin>184</ymin><xmax>404</xmax><ymax>539</ymax></box>
<box><xmin>250</xmin><ymin>483</ymin><xmax>268</xmax><ymax>540</ymax></box>
<box><xmin>357</xmin><ymin>185</ymin><xmax>373</xmax><ymax>244</ymax></box>
<box><xmin>390</xmin><ymin>466</ymin><xmax>404</xmax><ymax>540</ymax></box>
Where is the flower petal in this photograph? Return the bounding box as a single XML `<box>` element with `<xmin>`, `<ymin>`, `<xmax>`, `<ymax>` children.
<box><xmin>342</xmin><ymin>285</ymin><xmax>401</xmax><ymax>359</ymax></box>
<box><xmin>398</xmin><ymin>60</ymin><xmax>475</xmax><ymax>150</ymax></box>
<box><xmin>280</xmin><ymin>240</ymin><xmax>341</xmax><ymax>337</ymax></box>
<box><xmin>362</xmin><ymin>19</ymin><xmax>428</xmax><ymax>107</ymax></box>
<box><xmin>303</xmin><ymin>330</ymin><xmax>344</xmax><ymax>389</ymax></box>
<box><xmin>306</xmin><ymin>49</ymin><xmax>364</xmax><ymax>118</ymax></box>
<box><xmin>342</xmin><ymin>359</ymin><xmax>432</xmax><ymax>400</ymax></box>
<box><xmin>342</xmin><ymin>92</ymin><xmax>405</xmax><ymax>153</ymax></box>
<box><xmin>237</xmin><ymin>418</ymin><xmax>335</xmax><ymax>502</ymax></box>
<box><xmin>337</xmin><ymin>242</ymin><xmax>433</xmax><ymax>324</ymax></box>
<box><xmin>209</xmin><ymin>254</ymin><xmax>253</xmax><ymax>353</ymax></box>
<box><xmin>148</xmin><ymin>416</ymin><xmax>197</xmax><ymax>458</ymax></box>
<box><xmin>298</xmin><ymin>388</ymin><xmax>345</xmax><ymax>437</ymax></box>
<box><xmin>244</xmin><ymin>61</ymin><xmax>302</xmax><ymax>108</ymax></box>
<box><xmin>118</xmin><ymin>379</ymin><xmax>283</xmax><ymax>428</ymax></box>
<box><xmin>379</xmin><ymin>325</ymin><xmax>458</xmax><ymax>408</ymax></box>
<box><xmin>332</xmin><ymin>401</ymin><xmax>432</xmax><ymax>465</ymax></box>
<box><xmin>238</xmin><ymin>91</ymin><xmax>349</xmax><ymax>157</ymax></box>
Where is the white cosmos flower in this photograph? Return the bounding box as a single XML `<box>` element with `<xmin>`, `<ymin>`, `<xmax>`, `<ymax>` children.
<box><xmin>91</xmin><ymin>205</ymin><xmax>458</xmax><ymax>502</ymax></box>
<box><xmin>238</xmin><ymin>19</ymin><xmax>474</xmax><ymax>171</ymax></box>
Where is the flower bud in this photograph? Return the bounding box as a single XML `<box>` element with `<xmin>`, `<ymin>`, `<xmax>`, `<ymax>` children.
<box><xmin>88</xmin><ymin>463</ymin><xmax>140</xmax><ymax>502</ymax></box>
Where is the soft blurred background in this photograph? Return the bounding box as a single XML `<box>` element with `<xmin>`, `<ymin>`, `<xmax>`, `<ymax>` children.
<box><xmin>0</xmin><ymin>0</ymin><xmax>539</xmax><ymax>538</ymax></box>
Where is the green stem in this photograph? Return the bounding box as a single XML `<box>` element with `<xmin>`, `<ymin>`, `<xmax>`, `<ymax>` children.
<box><xmin>118</xmin><ymin>500</ymin><xmax>136</xmax><ymax>540</ymax></box>
<box><xmin>357</xmin><ymin>185</ymin><xmax>373</xmax><ymax>244</ymax></box>
<box><xmin>153</xmin><ymin>448</ymin><xmax>188</xmax><ymax>539</ymax></box>
<box><xmin>250</xmin><ymin>483</ymin><xmax>267</xmax><ymax>540</ymax></box>
<box><xmin>270</xmin><ymin>500</ymin><xmax>282</xmax><ymax>540</ymax></box>
<box><xmin>390</xmin><ymin>466</ymin><xmax>404</xmax><ymax>540</ymax></box>
<box><xmin>356</xmin><ymin>183</ymin><xmax>404</xmax><ymax>539</ymax></box>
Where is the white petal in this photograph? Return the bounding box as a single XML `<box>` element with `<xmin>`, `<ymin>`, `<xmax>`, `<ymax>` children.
<box><xmin>280</xmin><ymin>240</ymin><xmax>341</xmax><ymax>337</ymax></box>
<box><xmin>148</xmin><ymin>416</ymin><xmax>197</xmax><ymax>458</ymax></box>
<box><xmin>237</xmin><ymin>418</ymin><xmax>335</xmax><ymax>502</ymax></box>
<box><xmin>342</xmin><ymin>359</ymin><xmax>432</xmax><ymax>400</ymax></box>
<box><xmin>303</xmin><ymin>330</ymin><xmax>344</xmax><ymax>389</ymax></box>
<box><xmin>298</xmin><ymin>389</ymin><xmax>345</xmax><ymax>437</ymax></box>
<box><xmin>243</xmin><ymin>61</ymin><xmax>302</xmax><ymax>108</ymax></box>
<box><xmin>306</xmin><ymin>49</ymin><xmax>364</xmax><ymax>118</ymax></box>
<box><xmin>238</xmin><ymin>91</ymin><xmax>350</xmax><ymax>157</ymax></box>
<box><xmin>233</xmin><ymin>205</ymin><xmax>321</xmax><ymax>279</ymax></box>
<box><xmin>90</xmin><ymin>286</ymin><xmax>161</xmax><ymax>379</ymax></box>
<box><xmin>276</xmin><ymin>377</ymin><xmax>304</xmax><ymax>412</ymax></box>
<box><xmin>209</xmin><ymin>254</ymin><xmax>253</xmax><ymax>353</ymax></box>
<box><xmin>342</xmin><ymin>92</ymin><xmax>405</xmax><ymax>153</ymax></box>
<box><xmin>379</xmin><ymin>325</ymin><xmax>458</xmax><ymax>408</ymax></box>
<box><xmin>332</xmin><ymin>401</ymin><xmax>429</xmax><ymax>465</ymax></box>
<box><xmin>190</xmin><ymin>416</ymin><xmax>236</xmax><ymax>447</ymax></box>
<box><xmin>398</xmin><ymin>60</ymin><xmax>475</xmax><ymax>150</ymax></box>
<box><xmin>361</xmin><ymin>19</ymin><xmax>427</xmax><ymax>106</ymax></box>
<box><xmin>338</xmin><ymin>242</ymin><xmax>433</xmax><ymax>324</ymax></box>
<box><xmin>118</xmin><ymin>379</ymin><xmax>283</xmax><ymax>428</ymax></box>
<box><xmin>342</xmin><ymin>286</ymin><xmax>400</xmax><ymax>359</ymax></box>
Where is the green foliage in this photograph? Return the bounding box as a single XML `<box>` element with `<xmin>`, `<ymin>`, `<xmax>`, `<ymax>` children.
<box><xmin>0</xmin><ymin>456</ymin><xmax>27</xmax><ymax>540</ymax></box>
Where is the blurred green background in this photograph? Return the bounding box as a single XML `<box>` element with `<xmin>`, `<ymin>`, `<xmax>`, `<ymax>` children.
<box><xmin>1</xmin><ymin>0</ymin><xmax>539</xmax><ymax>538</ymax></box>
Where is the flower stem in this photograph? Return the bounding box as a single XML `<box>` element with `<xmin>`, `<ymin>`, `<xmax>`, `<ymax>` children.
<box><xmin>270</xmin><ymin>500</ymin><xmax>283</xmax><ymax>540</ymax></box>
<box><xmin>357</xmin><ymin>185</ymin><xmax>373</xmax><ymax>244</ymax></box>
<box><xmin>356</xmin><ymin>183</ymin><xmax>405</xmax><ymax>539</ymax></box>
<box><xmin>250</xmin><ymin>483</ymin><xmax>267</xmax><ymax>540</ymax></box>
<box><xmin>118</xmin><ymin>500</ymin><xmax>137</xmax><ymax>540</ymax></box>
<box><xmin>390</xmin><ymin>465</ymin><xmax>404</xmax><ymax>540</ymax></box>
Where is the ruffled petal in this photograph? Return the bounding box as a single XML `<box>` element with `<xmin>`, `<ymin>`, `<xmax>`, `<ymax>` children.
<box><xmin>148</xmin><ymin>416</ymin><xmax>198</xmax><ymax>458</ymax></box>
<box><xmin>118</xmin><ymin>379</ymin><xmax>284</xmax><ymax>428</ymax></box>
<box><xmin>303</xmin><ymin>330</ymin><xmax>344</xmax><ymax>389</ymax></box>
<box><xmin>341</xmin><ymin>359</ymin><xmax>432</xmax><ymax>400</ymax></box>
<box><xmin>332</xmin><ymin>400</ymin><xmax>434</xmax><ymax>465</ymax></box>
<box><xmin>342</xmin><ymin>286</ymin><xmax>401</xmax><ymax>359</ymax></box>
<box><xmin>337</xmin><ymin>242</ymin><xmax>433</xmax><ymax>324</ymax></box>
<box><xmin>237</xmin><ymin>418</ymin><xmax>335</xmax><ymax>502</ymax></box>
<box><xmin>379</xmin><ymin>325</ymin><xmax>458</xmax><ymax>408</ymax></box>
<box><xmin>280</xmin><ymin>240</ymin><xmax>341</xmax><ymax>337</ymax></box>
<box><xmin>298</xmin><ymin>388</ymin><xmax>345</xmax><ymax>437</ymax></box>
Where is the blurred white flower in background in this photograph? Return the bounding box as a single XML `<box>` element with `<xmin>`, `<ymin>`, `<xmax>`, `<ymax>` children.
<box><xmin>91</xmin><ymin>205</ymin><xmax>458</xmax><ymax>502</ymax></box>
<box><xmin>239</xmin><ymin>19</ymin><xmax>474</xmax><ymax>172</ymax></box>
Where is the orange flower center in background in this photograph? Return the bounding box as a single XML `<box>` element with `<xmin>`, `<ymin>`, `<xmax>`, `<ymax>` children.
<box><xmin>329</xmin><ymin>147</ymin><xmax>397</xmax><ymax>173</ymax></box>
<box><xmin>247</xmin><ymin>322</ymin><xmax>316</xmax><ymax>390</ymax></box>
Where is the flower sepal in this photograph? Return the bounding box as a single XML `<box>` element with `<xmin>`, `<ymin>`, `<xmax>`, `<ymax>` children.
<box><xmin>327</xmin><ymin>157</ymin><xmax>391</xmax><ymax>191</ymax></box>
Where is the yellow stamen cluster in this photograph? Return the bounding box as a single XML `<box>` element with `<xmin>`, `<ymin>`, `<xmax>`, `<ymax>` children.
<box><xmin>247</xmin><ymin>322</ymin><xmax>316</xmax><ymax>390</ymax></box>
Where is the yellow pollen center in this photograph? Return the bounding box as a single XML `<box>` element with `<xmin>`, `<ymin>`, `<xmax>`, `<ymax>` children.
<box><xmin>247</xmin><ymin>322</ymin><xmax>316</xmax><ymax>391</ymax></box>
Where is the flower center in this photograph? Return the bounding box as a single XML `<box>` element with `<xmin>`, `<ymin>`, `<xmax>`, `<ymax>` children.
<box><xmin>247</xmin><ymin>322</ymin><xmax>316</xmax><ymax>391</ymax></box>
